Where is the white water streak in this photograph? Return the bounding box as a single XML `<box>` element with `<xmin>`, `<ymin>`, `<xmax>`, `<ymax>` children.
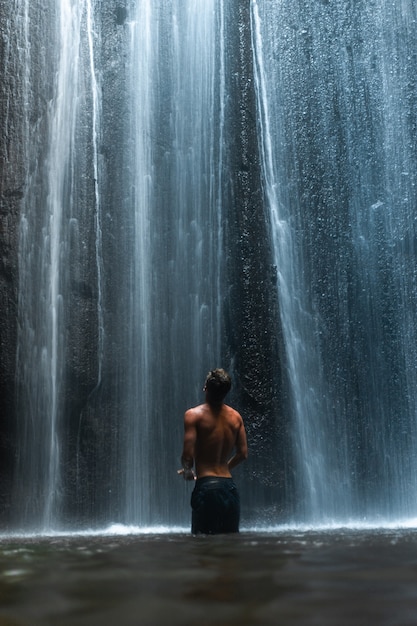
<box><xmin>86</xmin><ymin>0</ymin><xmax>104</xmax><ymax>386</ymax></box>
<box><xmin>43</xmin><ymin>0</ymin><xmax>83</xmax><ymax>527</ymax></box>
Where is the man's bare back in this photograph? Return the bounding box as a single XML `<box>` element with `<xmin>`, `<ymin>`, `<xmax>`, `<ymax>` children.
<box><xmin>182</xmin><ymin>401</ymin><xmax>247</xmax><ymax>479</ymax></box>
<box><xmin>180</xmin><ymin>369</ymin><xmax>248</xmax><ymax>481</ymax></box>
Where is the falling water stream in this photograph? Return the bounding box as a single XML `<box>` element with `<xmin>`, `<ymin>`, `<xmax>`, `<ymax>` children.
<box><xmin>251</xmin><ymin>1</ymin><xmax>349</xmax><ymax>522</ymax></box>
<box><xmin>7</xmin><ymin>0</ymin><xmax>417</xmax><ymax>532</ymax></box>
<box><xmin>119</xmin><ymin>0</ymin><xmax>227</xmax><ymax>526</ymax></box>
<box><xmin>251</xmin><ymin>0</ymin><xmax>417</xmax><ymax>523</ymax></box>
<box><xmin>15</xmin><ymin>0</ymin><xmax>95</xmax><ymax>529</ymax></box>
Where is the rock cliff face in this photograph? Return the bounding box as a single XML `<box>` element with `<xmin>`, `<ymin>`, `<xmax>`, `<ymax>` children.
<box><xmin>0</xmin><ymin>1</ymin><xmax>288</xmax><ymax>528</ymax></box>
<box><xmin>0</xmin><ymin>0</ymin><xmax>29</xmax><ymax>521</ymax></box>
<box><xmin>222</xmin><ymin>2</ymin><xmax>289</xmax><ymax>515</ymax></box>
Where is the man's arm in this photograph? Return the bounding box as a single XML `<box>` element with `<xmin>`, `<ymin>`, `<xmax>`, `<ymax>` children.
<box><xmin>227</xmin><ymin>417</ymin><xmax>248</xmax><ymax>471</ymax></box>
<box><xmin>181</xmin><ymin>410</ymin><xmax>197</xmax><ymax>480</ymax></box>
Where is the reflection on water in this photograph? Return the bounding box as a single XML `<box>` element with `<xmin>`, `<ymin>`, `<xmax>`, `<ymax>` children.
<box><xmin>0</xmin><ymin>529</ymin><xmax>416</xmax><ymax>625</ymax></box>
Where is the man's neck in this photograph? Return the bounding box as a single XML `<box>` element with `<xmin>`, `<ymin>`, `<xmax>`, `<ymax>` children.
<box><xmin>205</xmin><ymin>395</ymin><xmax>224</xmax><ymax>412</ymax></box>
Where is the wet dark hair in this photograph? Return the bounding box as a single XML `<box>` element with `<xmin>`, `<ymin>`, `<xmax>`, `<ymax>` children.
<box><xmin>204</xmin><ymin>368</ymin><xmax>232</xmax><ymax>402</ymax></box>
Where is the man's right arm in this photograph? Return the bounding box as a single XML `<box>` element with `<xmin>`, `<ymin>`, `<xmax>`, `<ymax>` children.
<box><xmin>227</xmin><ymin>416</ymin><xmax>248</xmax><ymax>471</ymax></box>
<box><xmin>181</xmin><ymin>409</ymin><xmax>197</xmax><ymax>480</ymax></box>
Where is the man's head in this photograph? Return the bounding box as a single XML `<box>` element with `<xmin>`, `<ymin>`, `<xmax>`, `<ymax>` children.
<box><xmin>203</xmin><ymin>368</ymin><xmax>232</xmax><ymax>404</ymax></box>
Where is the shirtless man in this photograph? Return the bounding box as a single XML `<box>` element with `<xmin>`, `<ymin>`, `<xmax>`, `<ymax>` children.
<box><xmin>180</xmin><ymin>368</ymin><xmax>248</xmax><ymax>534</ymax></box>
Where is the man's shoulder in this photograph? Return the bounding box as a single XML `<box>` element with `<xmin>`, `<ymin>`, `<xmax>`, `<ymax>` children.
<box><xmin>221</xmin><ymin>404</ymin><xmax>243</xmax><ymax>428</ymax></box>
<box><xmin>223</xmin><ymin>403</ymin><xmax>242</xmax><ymax>418</ymax></box>
<box><xmin>184</xmin><ymin>404</ymin><xmax>206</xmax><ymax>420</ymax></box>
<box><xmin>185</xmin><ymin>403</ymin><xmax>242</xmax><ymax>426</ymax></box>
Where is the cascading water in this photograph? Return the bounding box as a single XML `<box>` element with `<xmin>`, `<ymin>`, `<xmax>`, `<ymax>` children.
<box><xmin>12</xmin><ymin>0</ymin><xmax>229</xmax><ymax>532</ymax></box>
<box><xmin>119</xmin><ymin>0</ymin><xmax>227</xmax><ymax>526</ymax></box>
<box><xmin>251</xmin><ymin>0</ymin><xmax>417</xmax><ymax>523</ymax></box>
<box><xmin>15</xmin><ymin>0</ymin><xmax>79</xmax><ymax>528</ymax></box>
<box><xmin>7</xmin><ymin>0</ymin><xmax>417</xmax><ymax>532</ymax></box>
<box><xmin>13</xmin><ymin>0</ymin><xmax>102</xmax><ymax>530</ymax></box>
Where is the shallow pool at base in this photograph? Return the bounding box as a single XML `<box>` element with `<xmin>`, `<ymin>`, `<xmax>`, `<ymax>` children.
<box><xmin>0</xmin><ymin>529</ymin><xmax>416</xmax><ymax>625</ymax></box>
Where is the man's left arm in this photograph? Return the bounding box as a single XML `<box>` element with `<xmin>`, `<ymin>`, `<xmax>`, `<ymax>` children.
<box><xmin>228</xmin><ymin>415</ymin><xmax>248</xmax><ymax>471</ymax></box>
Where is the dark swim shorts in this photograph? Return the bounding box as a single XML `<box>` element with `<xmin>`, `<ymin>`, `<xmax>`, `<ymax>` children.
<box><xmin>191</xmin><ymin>476</ymin><xmax>240</xmax><ymax>534</ymax></box>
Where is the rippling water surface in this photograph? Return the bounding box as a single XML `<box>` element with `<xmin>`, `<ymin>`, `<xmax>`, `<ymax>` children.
<box><xmin>0</xmin><ymin>527</ymin><xmax>416</xmax><ymax>625</ymax></box>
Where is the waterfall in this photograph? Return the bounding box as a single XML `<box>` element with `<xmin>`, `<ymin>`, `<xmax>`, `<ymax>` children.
<box><xmin>14</xmin><ymin>0</ymin><xmax>101</xmax><ymax>530</ymax></box>
<box><xmin>252</xmin><ymin>0</ymin><xmax>417</xmax><ymax>523</ymax></box>
<box><xmin>15</xmin><ymin>0</ymin><xmax>80</xmax><ymax>528</ymax></box>
<box><xmin>122</xmin><ymin>0</ymin><xmax>155</xmax><ymax>527</ymax></box>
<box><xmin>7</xmin><ymin>0</ymin><xmax>417</xmax><ymax>531</ymax></box>
<box><xmin>85</xmin><ymin>0</ymin><xmax>104</xmax><ymax>387</ymax></box>
<box><xmin>11</xmin><ymin>0</ymin><xmax>228</xmax><ymax>532</ymax></box>
<box><xmin>251</xmin><ymin>0</ymin><xmax>353</xmax><ymax>522</ymax></box>
<box><xmin>118</xmin><ymin>0</ymin><xmax>227</xmax><ymax>526</ymax></box>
